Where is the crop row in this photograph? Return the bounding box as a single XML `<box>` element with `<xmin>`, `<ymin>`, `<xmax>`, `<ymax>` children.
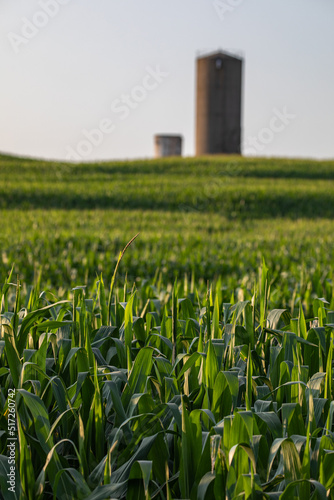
<box><xmin>0</xmin><ymin>260</ymin><xmax>334</xmax><ymax>499</ymax></box>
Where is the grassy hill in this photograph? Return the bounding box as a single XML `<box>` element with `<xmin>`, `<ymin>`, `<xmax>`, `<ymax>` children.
<box><xmin>1</xmin><ymin>153</ymin><xmax>334</xmax><ymax>498</ymax></box>
<box><xmin>0</xmin><ymin>153</ymin><xmax>333</xmax><ymax>311</ymax></box>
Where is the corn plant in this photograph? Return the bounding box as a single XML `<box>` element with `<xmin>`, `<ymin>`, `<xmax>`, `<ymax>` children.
<box><xmin>0</xmin><ymin>256</ymin><xmax>333</xmax><ymax>499</ymax></box>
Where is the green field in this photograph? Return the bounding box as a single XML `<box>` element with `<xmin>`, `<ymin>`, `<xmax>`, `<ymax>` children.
<box><xmin>0</xmin><ymin>154</ymin><xmax>334</xmax><ymax>499</ymax></box>
<box><xmin>0</xmin><ymin>153</ymin><xmax>334</xmax><ymax>312</ymax></box>
<box><xmin>0</xmin><ymin>259</ymin><xmax>334</xmax><ymax>498</ymax></box>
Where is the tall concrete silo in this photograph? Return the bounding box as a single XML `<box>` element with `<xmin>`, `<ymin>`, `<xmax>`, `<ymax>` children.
<box><xmin>195</xmin><ymin>51</ymin><xmax>243</xmax><ymax>155</ymax></box>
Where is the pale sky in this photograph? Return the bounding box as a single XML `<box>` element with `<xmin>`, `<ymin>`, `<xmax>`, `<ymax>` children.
<box><xmin>1</xmin><ymin>0</ymin><xmax>333</xmax><ymax>161</ymax></box>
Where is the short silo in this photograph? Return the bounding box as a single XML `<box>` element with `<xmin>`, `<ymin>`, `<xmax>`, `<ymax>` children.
<box><xmin>154</xmin><ymin>135</ymin><xmax>183</xmax><ymax>158</ymax></box>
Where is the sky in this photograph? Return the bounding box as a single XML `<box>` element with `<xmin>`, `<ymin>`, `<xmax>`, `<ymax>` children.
<box><xmin>0</xmin><ymin>0</ymin><xmax>333</xmax><ymax>161</ymax></box>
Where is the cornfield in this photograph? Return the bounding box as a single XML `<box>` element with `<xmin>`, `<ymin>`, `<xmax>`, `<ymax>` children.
<box><xmin>1</xmin><ymin>254</ymin><xmax>334</xmax><ymax>499</ymax></box>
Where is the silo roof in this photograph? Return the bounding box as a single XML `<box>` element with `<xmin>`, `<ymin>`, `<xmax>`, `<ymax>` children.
<box><xmin>196</xmin><ymin>50</ymin><xmax>243</xmax><ymax>62</ymax></box>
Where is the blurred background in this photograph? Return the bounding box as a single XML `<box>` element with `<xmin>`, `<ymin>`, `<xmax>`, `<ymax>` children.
<box><xmin>1</xmin><ymin>0</ymin><xmax>334</xmax><ymax>161</ymax></box>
